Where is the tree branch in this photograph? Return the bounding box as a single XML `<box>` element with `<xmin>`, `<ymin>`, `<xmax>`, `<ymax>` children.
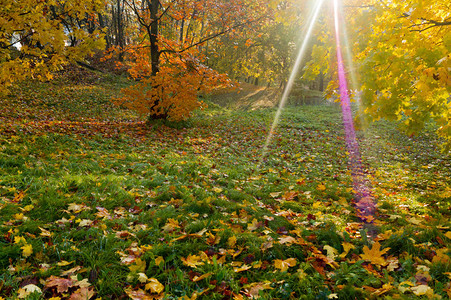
<box><xmin>161</xmin><ymin>17</ymin><xmax>264</xmax><ymax>54</ymax></box>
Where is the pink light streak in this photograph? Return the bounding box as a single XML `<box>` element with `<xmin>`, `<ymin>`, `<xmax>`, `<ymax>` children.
<box><xmin>333</xmin><ymin>0</ymin><xmax>375</xmax><ymax>221</ymax></box>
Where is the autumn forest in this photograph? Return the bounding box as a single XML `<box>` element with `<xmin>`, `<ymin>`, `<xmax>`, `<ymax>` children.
<box><xmin>0</xmin><ymin>0</ymin><xmax>450</xmax><ymax>299</ymax></box>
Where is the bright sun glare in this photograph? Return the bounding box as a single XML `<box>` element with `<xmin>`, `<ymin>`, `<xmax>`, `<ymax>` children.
<box><xmin>263</xmin><ymin>0</ymin><xmax>376</xmax><ymax>223</ymax></box>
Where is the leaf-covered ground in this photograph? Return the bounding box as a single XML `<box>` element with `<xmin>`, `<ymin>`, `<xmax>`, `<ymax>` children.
<box><xmin>0</xmin><ymin>70</ymin><xmax>450</xmax><ymax>299</ymax></box>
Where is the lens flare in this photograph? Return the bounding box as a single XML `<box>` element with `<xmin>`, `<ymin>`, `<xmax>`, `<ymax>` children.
<box><xmin>261</xmin><ymin>0</ymin><xmax>325</xmax><ymax>161</ymax></box>
<box><xmin>333</xmin><ymin>0</ymin><xmax>375</xmax><ymax>220</ymax></box>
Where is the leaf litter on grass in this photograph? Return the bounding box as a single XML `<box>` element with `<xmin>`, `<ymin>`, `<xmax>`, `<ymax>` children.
<box><xmin>0</xmin><ymin>74</ymin><xmax>451</xmax><ymax>299</ymax></box>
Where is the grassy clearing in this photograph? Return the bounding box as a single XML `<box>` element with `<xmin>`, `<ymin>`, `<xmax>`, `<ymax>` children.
<box><xmin>0</xmin><ymin>70</ymin><xmax>450</xmax><ymax>299</ymax></box>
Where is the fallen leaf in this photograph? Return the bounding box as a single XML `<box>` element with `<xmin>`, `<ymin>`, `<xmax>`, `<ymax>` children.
<box><xmin>247</xmin><ymin>219</ymin><xmax>260</xmax><ymax>231</ymax></box>
<box><xmin>278</xmin><ymin>236</ymin><xmax>296</xmax><ymax>245</ymax></box>
<box><xmin>206</xmin><ymin>232</ymin><xmax>221</xmax><ymax>245</ymax></box>
<box><xmin>274</xmin><ymin>258</ymin><xmax>297</xmax><ymax>272</ymax></box>
<box><xmin>387</xmin><ymin>257</ymin><xmax>399</xmax><ymax>272</ymax></box>
<box><xmin>269</xmin><ymin>192</ymin><xmax>281</xmax><ymax>198</ymax></box>
<box><xmin>145</xmin><ymin>278</ymin><xmax>164</xmax><ymax>294</ymax></box>
<box><xmin>282</xmin><ymin>191</ymin><xmax>297</xmax><ymax>201</ymax></box>
<box><xmin>78</xmin><ymin>219</ymin><xmax>93</xmax><ymax>227</ymax></box>
<box><xmin>212</xmin><ymin>187</ymin><xmax>223</xmax><ymax>193</ymax></box>
<box><xmin>234</xmin><ymin>264</ymin><xmax>252</xmax><ymax>273</ymax></box>
<box><xmin>245</xmin><ymin>281</ymin><xmax>273</xmax><ymax>298</ymax></box>
<box><xmin>129</xmin><ymin>258</ymin><xmax>146</xmax><ymax>273</ymax></box>
<box><xmin>323</xmin><ymin>245</ymin><xmax>338</xmax><ymax>261</ymax></box>
<box><xmin>17</xmin><ymin>284</ymin><xmax>42</xmax><ymax>299</ymax></box>
<box><xmin>21</xmin><ymin>244</ymin><xmax>33</xmax><ymax>257</ymax></box>
<box><xmin>317</xmin><ymin>184</ymin><xmax>326</xmax><ymax>191</ymax></box>
<box><xmin>162</xmin><ymin>218</ymin><xmax>180</xmax><ymax>233</ymax></box>
<box><xmin>46</xmin><ymin>276</ymin><xmax>74</xmax><ymax>293</ymax></box>
<box><xmin>360</xmin><ymin>241</ymin><xmax>390</xmax><ymax>266</ymax></box>
<box><xmin>155</xmin><ymin>256</ymin><xmax>164</xmax><ymax>267</ymax></box>
<box><xmin>69</xmin><ymin>287</ymin><xmax>95</xmax><ymax>300</ymax></box>
<box><xmin>68</xmin><ymin>203</ymin><xmax>90</xmax><ymax>213</ymax></box>
<box><xmin>95</xmin><ymin>207</ymin><xmax>111</xmax><ymax>219</ymax></box>
<box><xmin>192</xmin><ymin>272</ymin><xmax>213</xmax><ymax>282</ymax></box>
<box><xmin>228</xmin><ymin>236</ymin><xmax>237</xmax><ymax>248</ymax></box>
<box><xmin>411</xmin><ymin>285</ymin><xmax>433</xmax><ymax>297</ymax></box>
<box><xmin>39</xmin><ymin>227</ymin><xmax>52</xmax><ymax>237</ymax></box>
<box><xmin>339</xmin><ymin>242</ymin><xmax>355</xmax><ymax>259</ymax></box>
<box><xmin>57</xmin><ymin>260</ymin><xmax>73</xmax><ymax>267</ymax></box>
<box><xmin>138</xmin><ymin>273</ymin><xmax>148</xmax><ymax>283</ymax></box>
<box><xmin>125</xmin><ymin>288</ymin><xmax>153</xmax><ymax>300</ymax></box>
<box><xmin>181</xmin><ymin>254</ymin><xmax>204</xmax><ymax>268</ymax></box>
<box><xmin>60</xmin><ymin>266</ymin><xmax>82</xmax><ymax>276</ymax></box>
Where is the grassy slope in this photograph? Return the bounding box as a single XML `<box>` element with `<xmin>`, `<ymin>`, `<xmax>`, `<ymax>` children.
<box><xmin>0</xmin><ymin>69</ymin><xmax>450</xmax><ymax>299</ymax></box>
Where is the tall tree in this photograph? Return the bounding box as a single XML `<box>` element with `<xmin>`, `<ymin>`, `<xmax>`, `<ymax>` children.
<box><xmin>114</xmin><ymin>0</ymin><xmax>273</xmax><ymax>121</ymax></box>
<box><xmin>0</xmin><ymin>0</ymin><xmax>105</xmax><ymax>95</ymax></box>
<box><xmin>310</xmin><ymin>0</ymin><xmax>450</xmax><ymax>149</ymax></box>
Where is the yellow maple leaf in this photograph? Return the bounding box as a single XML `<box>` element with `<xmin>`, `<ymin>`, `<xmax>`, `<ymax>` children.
<box><xmin>213</xmin><ymin>187</ymin><xmax>223</xmax><ymax>193</ymax></box>
<box><xmin>360</xmin><ymin>242</ymin><xmax>390</xmax><ymax>266</ymax></box>
<box><xmin>411</xmin><ymin>285</ymin><xmax>433</xmax><ymax>297</ymax></box>
<box><xmin>245</xmin><ymin>281</ymin><xmax>273</xmax><ymax>298</ymax></box>
<box><xmin>181</xmin><ymin>254</ymin><xmax>204</xmax><ymax>268</ymax></box>
<box><xmin>137</xmin><ymin>273</ymin><xmax>148</xmax><ymax>283</ymax></box>
<box><xmin>162</xmin><ymin>218</ymin><xmax>180</xmax><ymax>233</ymax></box>
<box><xmin>432</xmin><ymin>248</ymin><xmax>450</xmax><ymax>264</ymax></box>
<box><xmin>234</xmin><ymin>264</ymin><xmax>252</xmax><ymax>273</ymax></box>
<box><xmin>17</xmin><ymin>284</ymin><xmax>42</xmax><ymax>299</ymax></box>
<box><xmin>317</xmin><ymin>184</ymin><xmax>326</xmax><ymax>191</ymax></box>
<box><xmin>323</xmin><ymin>245</ymin><xmax>338</xmax><ymax>261</ymax></box>
<box><xmin>339</xmin><ymin>242</ymin><xmax>355</xmax><ymax>259</ymax></box>
<box><xmin>444</xmin><ymin>231</ymin><xmax>451</xmax><ymax>240</ymax></box>
<box><xmin>145</xmin><ymin>278</ymin><xmax>164</xmax><ymax>294</ymax></box>
<box><xmin>228</xmin><ymin>236</ymin><xmax>237</xmax><ymax>248</ymax></box>
<box><xmin>128</xmin><ymin>258</ymin><xmax>146</xmax><ymax>273</ymax></box>
<box><xmin>274</xmin><ymin>258</ymin><xmax>297</xmax><ymax>272</ymax></box>
<box><xmin>247</xmin><ymin>219</ymin><xmax>260</xmax><ymax>231</ymax></box>
<box><xmin>155</xmin><ymin>256</ymin><xmax>164</xmax><ymax>267</ymax></box>
<box><xmin>192</xmin><ymin>272</ymin><xmax>213</xmax><ymax>282</ymax></box>
<box><xmin>21</xmin><ymin>244</ymin><xmax>33</xmax><ymax>257</ymax></box>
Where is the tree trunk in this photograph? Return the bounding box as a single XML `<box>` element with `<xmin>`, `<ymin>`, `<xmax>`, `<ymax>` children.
<box><xmin>117</xmin><ymin>0</ymin><xmax>125</xmax><ymax>61</ymax></box>
<box><xmin>319</xmin><ymin>72</ymin><xmax>324</xmax><ymax>91</ymax></box>
<box><xmin>150</xmin><ymin>0</ymin><xmax>160</xmax><ymax>76</ymax></box>
<box><xmin>179</xmin><ymin>20</ymin><xmax>185</xmax><ymax>43</ymax></box>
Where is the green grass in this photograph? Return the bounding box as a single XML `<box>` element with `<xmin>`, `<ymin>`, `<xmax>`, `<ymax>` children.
<box><xmin>0</xmin><ymin>69</ymin><xmax>450</xmax><ymax>299</ymax></box>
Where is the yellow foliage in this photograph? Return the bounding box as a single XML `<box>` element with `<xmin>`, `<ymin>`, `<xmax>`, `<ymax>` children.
<box><xmin>0</xmin><ymin>0</ymin><xmax>105</xmax><ymax>94</ymax></box>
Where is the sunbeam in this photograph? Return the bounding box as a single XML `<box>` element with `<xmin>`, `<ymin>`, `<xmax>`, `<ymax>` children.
<box><xmin>261</xmin><ymin>0</ymin><xmax>326</xmax><ymax>162</ymax></box>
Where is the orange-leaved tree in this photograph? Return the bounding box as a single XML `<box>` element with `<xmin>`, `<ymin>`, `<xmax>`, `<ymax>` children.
<box><xmin>113</xmin><ymin>0</ymin><xmax>272</xmax><ymax>121</ymax></box>
<box><xmin>114</xmin><ymin>44</ymin><xmax>231</xmax><ymax>121</ymax></box>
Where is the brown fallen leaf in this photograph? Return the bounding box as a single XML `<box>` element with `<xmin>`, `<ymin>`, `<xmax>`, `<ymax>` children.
<box><xmin>45</xmin><ymin>276</ymin><xmax>74</xmax><ymax>293</ymax></box>
<box><xmin>69</xmin><ymin>287</ymin><xmax>95</xmax><ymax>300</ymax></box>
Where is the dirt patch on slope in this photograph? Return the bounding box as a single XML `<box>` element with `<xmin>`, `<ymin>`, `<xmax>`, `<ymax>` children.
<box><xmin>209</xmin><ymin>82</ymin><xmax>327</xmax><ymax>110</ymax></box>
<box><xmin>209</xmin><ymin>83</ymin><xmax>281</xmax><ymax>110</ymax></box>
